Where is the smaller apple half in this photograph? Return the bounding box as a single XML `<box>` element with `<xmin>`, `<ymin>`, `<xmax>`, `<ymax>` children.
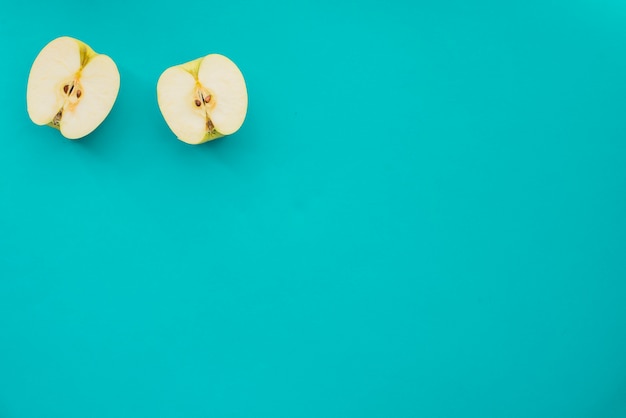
<box><xmin>157</xmin><ymin>54</ymin><xmax>248</xmax><ymax>145</ymax></box>
<box><xmin>26</xmin><ymin>36</ymin><xmax>120</xmax><ymax>140</ymax></box>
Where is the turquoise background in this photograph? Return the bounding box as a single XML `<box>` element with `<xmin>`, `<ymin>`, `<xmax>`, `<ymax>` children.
<box><xmin>1</xmin><ymin>0</ymin><xmax>626</xmax><ymax>417</ymax></box>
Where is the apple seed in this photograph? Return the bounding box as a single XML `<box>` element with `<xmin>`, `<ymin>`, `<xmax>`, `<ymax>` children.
<box><xmin>195</xmin><ymin>99</ymin><xmax>201</xmax><ymax>107</ymax></box>
<box><xmin>76</xmin><ymin>90</ymin><xmax>82</xmax><ymax>98</ymax></box>
<box><xmin>63</xmin><ymin>85</ymin><xmax>69</xmax><ymax>94</ymax></box>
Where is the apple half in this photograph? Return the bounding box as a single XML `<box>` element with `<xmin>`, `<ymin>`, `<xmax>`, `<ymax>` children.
<box><xmin>26</xmin><ymin>36</ymin><xmax>120</xmax><ymax>140</ymax></box>
<box><xmin>157</xmin><ymin>54</ymin><xmax>248</xmax><ymax>144</ymax></box>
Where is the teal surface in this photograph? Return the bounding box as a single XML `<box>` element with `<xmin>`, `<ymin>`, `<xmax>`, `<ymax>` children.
<box><xmin>1</xmin><ymin>1</ymin><xmax>626</xmax><ymax>417</ymax></box>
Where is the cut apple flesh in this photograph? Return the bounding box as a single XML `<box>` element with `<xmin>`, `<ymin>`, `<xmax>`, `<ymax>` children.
<box><xmin>26</xmin><ymin>36</ymin><xmax>120</xmax><ymax>140</ymax></box>
<box><xmin>157</xmin><ymin>54</ymin><xmax>248</xmax><ymax>144</ymax></box>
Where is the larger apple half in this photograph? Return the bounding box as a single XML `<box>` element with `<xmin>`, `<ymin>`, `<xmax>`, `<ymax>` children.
<box><xmin>26</xmin><ymin>36</ymin><xmax>120</xmax><ymax>140</ymax></box>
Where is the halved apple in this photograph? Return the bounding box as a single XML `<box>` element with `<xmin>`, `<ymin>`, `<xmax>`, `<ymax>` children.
<box><xmin>157</xmin><ymin>54</ymin><xmax>248</xmax><ymax>145</ymax></box>
<box><xmin>26</xmin><ymin>36</ymin><xmax>120</xmax><ymax>140</ymax></box>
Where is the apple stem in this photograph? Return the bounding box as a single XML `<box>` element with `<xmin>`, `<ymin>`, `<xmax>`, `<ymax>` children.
<box><xmin>52</xmin><ymin>110</ymin><xmax>63</xmax><ymax>126</ymax></box>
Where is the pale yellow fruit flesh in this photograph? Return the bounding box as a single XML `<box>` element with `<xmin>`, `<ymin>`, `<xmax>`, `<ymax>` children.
<box><xmin>157</xmin><ymin>67</ymin><xmax>210</xmax><ymax>145</ymax></box>
<box><xmin>27</xmin><ymin>37</ymin><xmax>81</xmax><ymax>125</ymax></box>
<box><xmin>60</xmin><ymin>55</ymin><xmax>120</xmax><ymax>139</ymax></box>
<box><xmin>197</xmin><ymin>54</ymin><xmax>247</xmax><ymax>136</ymax></box>
<box><xmin>157</xmin><ymin>54</ymin><xmax>247</xmax><ymax>144</ymax></box>
<box><xmin>26</xmin><ymin>36</ymin><xmax>120</xmax><ymax>140</ymax></box>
